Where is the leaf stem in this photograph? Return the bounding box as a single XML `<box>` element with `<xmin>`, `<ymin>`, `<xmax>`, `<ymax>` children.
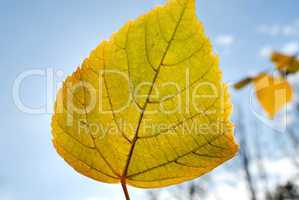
<box><xmin>121</xmin><ymin>178</ymin><xmax>131</xmax><ymax>200</ymax></box>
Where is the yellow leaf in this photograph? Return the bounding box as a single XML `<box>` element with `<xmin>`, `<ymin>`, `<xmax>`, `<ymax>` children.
<box><xmin>52</xmin><ymin>0</ymin><xmax>238</xmax><ymax>189</ymax></box>
<box><xmin>271</xmin><ymin>51</ymin><xmax>299</xmax><ymax>74</ymax></box>
<box><xmin>234</xmin><ymin>77</ymin><xmax>253</xmax><ymax>90</ymax></box>
<box><xmin>253</xmin><ymin>73</ymin><xmax>293</xmax><ymax>119</ymax></box>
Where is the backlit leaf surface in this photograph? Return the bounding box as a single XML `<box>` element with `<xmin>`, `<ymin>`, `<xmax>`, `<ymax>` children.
<box><xmin>271</xmin><ymin>52</ymin><xmax>299</xmax><ymax>75</ymax></box>
<box><xmin>52</xmin><ymin>0</ymin><xmax>238</xmax><ymax>188</ymax></box>
<box><xmin>254</xmin><ymin>73</ymin><xmax>293</xmax><ymax>119</ymax></box>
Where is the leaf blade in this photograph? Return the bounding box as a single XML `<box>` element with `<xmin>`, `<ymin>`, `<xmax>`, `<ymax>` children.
<box><xmin>52</xmin><ymin>0</ymin><xmax>239</xmax><ymax>189</ymax></box>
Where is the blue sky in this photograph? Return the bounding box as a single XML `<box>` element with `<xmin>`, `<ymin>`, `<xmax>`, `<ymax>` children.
<box><xmin>1</xmin><ymin>0</ymin><xmax>299</xmax><ymax>199</ymax></box>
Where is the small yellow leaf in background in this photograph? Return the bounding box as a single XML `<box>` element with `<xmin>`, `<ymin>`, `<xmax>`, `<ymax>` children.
<box><xmin>52</xmin><ymin>0</ymin><xmax>238</xmax><ymax>189</ymax></box>
<box><xmin>253</xmin><ymin>73</ymin><xmax>293</xmax><ymax>119</ymax></box>
<box><xmin>271</xmin><ymin>52</ymin><xmax>299</xmax><ymax>75</ymax></box>
<box><xmin>234</xmin><ymin>77</ymin><xmax>253</xmax><ymax>90</ymax></box>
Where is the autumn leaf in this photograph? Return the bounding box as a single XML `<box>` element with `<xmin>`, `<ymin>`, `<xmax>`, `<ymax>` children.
<box><xmin>234</xmin><ymin>77</ymin><xmax>254</xmax><ymax>90</ymax></box>
<box><xmin>271</xmin><ymin>52</ymin><xmax>299</xmax><ymax>75</ymax></box>
<box><xmin>253</xmin><ymin>73</ymin><xmax>293</xmax><ymax>119</ymax></box>
<box><xmin>51</xmin><ymin>0</ymin><xmax>238</xmax><ymax>192</ymax></box>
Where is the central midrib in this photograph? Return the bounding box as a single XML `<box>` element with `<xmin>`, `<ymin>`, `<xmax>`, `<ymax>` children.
<box><xmin>121</xmin><ymin>1</ymin><xmax>190</xmax><ymax>180</ymax></box>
